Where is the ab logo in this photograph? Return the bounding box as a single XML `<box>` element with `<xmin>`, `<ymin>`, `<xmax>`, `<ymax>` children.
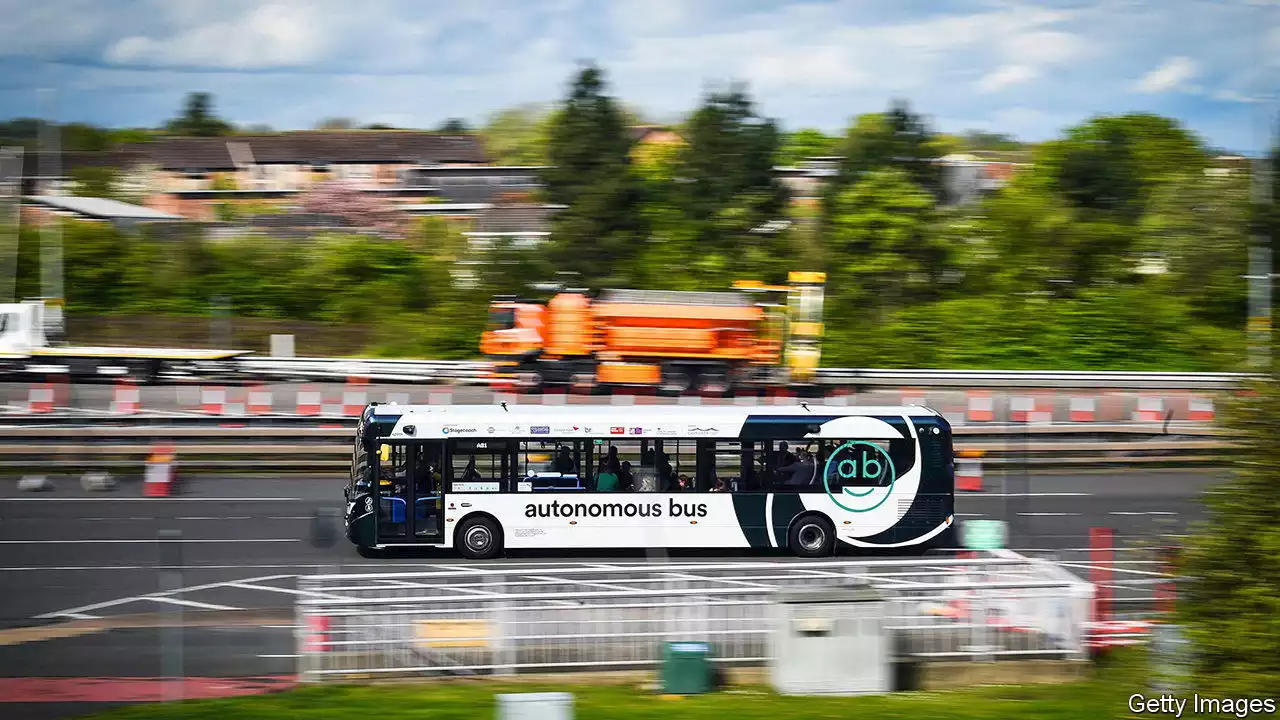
<box><xmin>823</xmin><ymin>441</ymin><xmax>896</xmax><ymax>513</ymax></box>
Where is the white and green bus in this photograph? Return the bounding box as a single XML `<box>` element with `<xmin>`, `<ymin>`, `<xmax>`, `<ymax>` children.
<box><xmin>344</xmin><ymin>403</ymin><xmax>955</xmax><ymax>558</ymax></box>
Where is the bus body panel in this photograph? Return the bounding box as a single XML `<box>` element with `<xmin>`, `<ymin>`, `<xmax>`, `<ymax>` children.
<box><xmin>349</xmin><ymin>404</ymin><xmax>953</xmax><ymax>555</ymax></box>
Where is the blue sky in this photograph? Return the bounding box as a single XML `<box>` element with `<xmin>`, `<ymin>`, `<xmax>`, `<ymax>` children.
<box><xmin>1</xmin><ymin>0</ymin><xmax>1277</xmax><ymax>151</ymax></box>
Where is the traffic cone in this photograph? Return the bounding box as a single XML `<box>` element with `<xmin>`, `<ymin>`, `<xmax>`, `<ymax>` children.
<box><xmin>144</xmin><ymin>444</ymin><xmax>176</xmax><ymax>497</ymax></box>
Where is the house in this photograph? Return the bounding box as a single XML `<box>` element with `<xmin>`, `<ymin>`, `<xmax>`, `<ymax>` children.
<box><xmin>630</xmin><ymin>125</ymin><xmax>684</xmax><ymax>146</ymax></box>
<box><xmin>20</xmin><ymin>194</ymin><xmax>186</xmax><ymax>230</ymax></box>
<box><xmin>938</xmin><ymin>153</ymin><xmax>1025</xmax><ymax>206</ymax></box>
<box><xmin>118</xmin><ymin>131</ymin><xmax>489</xmax><ymax>221</ymax></box>
<box><xmin>773</xmin><ymin>156</ymin><xmax>840</xmax><ymax>206</ymax></box>
<box><xmin>453</xmin><ymin>199</ymin><xmax>561</xmax><ymax>289</ymax></box>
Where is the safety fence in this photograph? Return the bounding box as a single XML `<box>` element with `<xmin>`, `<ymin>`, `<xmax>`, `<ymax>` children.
<box><xmin>0</xmin><ymin>423</ymin><xmax>1233</xmax><ymax>475</ymax></box>
<box><xmin>295</xmin><ymin>552</ymin><xmax>1094</xmax><ymax>680</ymax></box>
<box><xmin>0</xmin><ymin>380</ymin><xmax>1231</xmax><ymax>426</ymax></box>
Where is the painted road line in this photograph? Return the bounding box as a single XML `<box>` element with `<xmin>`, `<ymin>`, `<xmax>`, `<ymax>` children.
<box><xmin>1016</xmin><ymin>512</ymin><xmax>1083</xmax><ymax>517</ymax></box>
<box><xmin>36</xmin><ymin>574</ymin><xmax>296</xmax><ymax>619</ymax></box>
<box><xmin>144</xmin><ymin>596</ymin><xmax>240</xmax><ymax>611</ymax></box>
<box><xmin>0</xmin><ymin>539</ymin><xmax>302</xmax><ymax>544</ymax></box>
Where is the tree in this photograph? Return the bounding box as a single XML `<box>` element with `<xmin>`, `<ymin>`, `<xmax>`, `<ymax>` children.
<box><xmin>1040</xmin><ymin>113</ymin><xmax>1206</xmax><ymax>219</ymax></box>
<box><xmin>315</xmin><ymin>117</ymin><xmax>356</xmax><ymax>130</ymax></box>
<box><xmin>437</xmin><ymin>118</ymin><xmax>470</xmax><ymax>134</ymax></box>
<box><xmin>480</xmin><ymin>104</ymin><xmax>556</xmax><ymax>166</ymax></box>
<box><xmin>166</xmin><ymin>92</ymin><xmax>233</xmax><ymax>137</ymax></box>
<box><xmin>673</xmin><ymin>83</ymin><xmax>792</xmax><ymax>284</ymax></box>
<box><xmin>68</xmin><ymin>166</ymin><xmax>121</xmax><ymax>200</ymax></box>
<box><xmin>831</xmin><ymin>101</ymin><xmax>943</xmax><ymax>196</ymax></box>
<box><xmin>824</xmin><ymin>168</ymin><xmax>945</xmax><ymax>316</ymax></box>
<box><xmin>776</xmin><ymin>129</ymin><xmax>838</xmax><ymax>167</ymax></box>
<box><xmin>961</xmin><ymin>130</ymin><xmax>1024</xmax><ymax>152</ymax></box>
<box><xmin>1140</xmin><ymin>172</ymin><xmax>1251</xmax><ymax>328</ymax></box>
<box><xmin>542</xmin><ymin>63</ymin><xmax>644</xmax><ymax>288</ymax></box>
<box><xmin>1178</xmin><ymin>375</ymin><xmax>1280</xmax><ymax>696</ymax></box>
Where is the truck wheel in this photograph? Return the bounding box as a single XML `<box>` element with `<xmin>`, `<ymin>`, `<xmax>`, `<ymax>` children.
<box><xmin>788</xmin><ymin>515</ymin><xmax>835</xmax><ymax>558</ymax></box>
<box><xmin>457</xmin><ymin>516</ymin><xmax>503</xmax><ymax>560</ymax></box>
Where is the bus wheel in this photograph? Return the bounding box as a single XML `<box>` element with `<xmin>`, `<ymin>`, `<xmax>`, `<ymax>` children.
<box><xmin>788</xmin><ymin>515</ymin><xmax>835</xmax><ymax>558</ymax></box>
<box><xmin>457</xmin><ymin>516</ymin><xmax>503</xmax><ymax>560</ymax></box>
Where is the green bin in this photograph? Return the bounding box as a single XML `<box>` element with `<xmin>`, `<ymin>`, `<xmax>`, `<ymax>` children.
<box><xmin>661</xmin><ymin>641</ymin><xmax>712</xmax><ymax>694</ymax></box>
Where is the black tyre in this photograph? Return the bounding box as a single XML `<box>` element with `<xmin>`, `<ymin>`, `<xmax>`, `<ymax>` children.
<box><xmin>456</xmin><ymin>516</ymin><xmax>503</xmax><ymax>560</ymax></box>
<box><xmin>788</xmin><ymin>515</ymin><xmax>835</xmax><ymax>558</ymax></box>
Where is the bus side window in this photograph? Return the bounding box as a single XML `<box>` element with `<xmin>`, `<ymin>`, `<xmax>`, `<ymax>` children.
<box><xmin>448</xmin><ymin>440</ymin><xmax>513</xmax><ymax>491</ymax></box>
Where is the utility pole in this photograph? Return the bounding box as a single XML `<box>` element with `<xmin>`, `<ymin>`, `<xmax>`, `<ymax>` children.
<box><xmin>0</xmin><ymin>146</ymin><xmax>21</xmax><ymax>303</ymax></box>
<box><xmin>37</xmin><ymin>88</ymin><xmax>65</xmax><ymax>343</ymax></box>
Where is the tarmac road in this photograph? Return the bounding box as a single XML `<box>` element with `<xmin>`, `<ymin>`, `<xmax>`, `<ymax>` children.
<box><xmin>0</xmin><ymin>468</ymin><xmax>1219</xmax><ymax>717</ymax></box>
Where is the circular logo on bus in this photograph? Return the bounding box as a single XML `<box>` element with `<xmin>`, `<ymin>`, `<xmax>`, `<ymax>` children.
<box><xmin>823</xmin><ymin>441</ymin><xmax>896</xmax><ymax>513</ymax></box>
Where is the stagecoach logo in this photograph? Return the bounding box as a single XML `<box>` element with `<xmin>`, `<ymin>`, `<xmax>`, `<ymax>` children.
<box><xmin>444</xmin><ymin>426</ymin><xmax>477</xmax><ymax>435</ymax></box>
<box><xmin>823</xmin><ymin>440</ymin><xmax>897</xmax><ymax>514</ymax></box>
<box><xmin>531</xmin><ymin>425</ymin><xmax>551</xmax><ymax>435</ymax></box>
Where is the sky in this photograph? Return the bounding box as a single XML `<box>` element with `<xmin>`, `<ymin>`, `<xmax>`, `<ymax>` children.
<box><xmin>0</xmin><ymin>0</ymin><xmax>1277</xmax><ymax>152</ymax></box>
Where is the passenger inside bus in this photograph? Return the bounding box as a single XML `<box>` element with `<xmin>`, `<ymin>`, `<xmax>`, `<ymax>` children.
<box><xmin>595</xmin><ymin>454</ymin><xmax>620</xmax><ymax>492</ymax></box>
<box><xmin>552</xmin><ymin>445</ymin><xmax>577</xmax><ymax>475</ymax></box>
<box><xmin>461</xmin><ymin>456</ymin><xmax>483</xmax><ymax>483</ymax></box>
<box><xmin>619</xmin><ymin>460</ymin><xmax>635</xmax><ymax>491</ymax></box>
<box><xmin>776</xmin><ymin>448</ymin><xmax>816</xmax><ymax>487</ymax></box>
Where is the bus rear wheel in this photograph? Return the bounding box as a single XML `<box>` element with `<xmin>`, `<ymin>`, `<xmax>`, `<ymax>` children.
<box><xmin>788</xmin><ymin>515</ymin><xmax>835</xmax><ymax>558</ymax></box>
<box><xmin>457</xmin><ymin>516</ymin><xmax>503</xmax><ymax>560</ymax></box>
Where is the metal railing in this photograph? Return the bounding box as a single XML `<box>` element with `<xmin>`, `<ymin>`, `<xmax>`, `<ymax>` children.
<box><xmin>295</xmin><ymin>552</ymin><xmax>1094</xmax><ymax>680</ymax></box>
<box><xmin>0</xmin><ymin>423</ymin><xmax>1235</xmax><ymax>472</ymax></box>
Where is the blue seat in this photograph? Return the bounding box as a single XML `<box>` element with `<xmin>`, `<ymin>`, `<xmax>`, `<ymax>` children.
<box><xmin>380</xmin><ymin>497</ymin><xmax>406</xmax><ymax>524</ymax></box>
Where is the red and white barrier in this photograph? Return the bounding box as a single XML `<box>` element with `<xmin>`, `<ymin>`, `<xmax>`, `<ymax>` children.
<box><xmin>956</xmin><ymin>460</ymin><xmax>983</xmax><ymax>491</ymax></box>
<box><xmin>1134</xmin><ymin>396</ymin><xmax>1164</xmax><ymax>422</ymax></box>
<box><xmin>1069</xmin><ymin>396</ymin><xmax>1096</xmax><ymax>422</ymax></box>
<box><xmin>341</xmin><ymin>379</ymin><xmax>368</xmax><ymax>417</ymax></box>
<box><xmin>27</xmin><ymin>383</ymin><xmax>55</xmax><ymax>414</ymax></box>
<box><xmin>304</xmin><ymin>615</ymin><xmax>331</xmax><ymax>653</ymax></box>
<box><xmin>247</xmin><ymin>385</ymin><xmax>273</xmax><ymax>415</ymax></box>
<box><xmin>200</xmin><ymin>386</ymin><xmax>225</xmax><ymax>415</ymax></box>
<box><xmin>1188</xmin><ymin>396</ymin><xmax>1214</xmax><ymax>422</ymax></box>
<box><xmin>967</xmin><ymin>393</ymin><xmax>994</xmax><ymax>422</ymax></box>
<box><xmin>1009</xmin><ymin>395</ymin><xmax>1034</xmax><ymax>422</ymax></box>
<box><xmin>110</xmin><ymin>380</ymin><xmax>140</xmax><ymax>415</ymax></box>
<box><xmin>296</xmin><ymin>386</ymin><xmax>322</xmax><ymax>416</ymax></box>
<box><xmin>144</xmin><ymin>444</ymin><xmax>176</xmax><ymax>497</ymax></box>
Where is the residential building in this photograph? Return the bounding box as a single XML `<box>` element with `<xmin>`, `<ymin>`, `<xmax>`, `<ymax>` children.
<box><xmin>938</xmin><ymin>153</ymin><xmax>1024</xmax><ymax>206</ymax></box>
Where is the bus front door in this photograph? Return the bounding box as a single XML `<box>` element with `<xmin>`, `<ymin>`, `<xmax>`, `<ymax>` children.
<box><xmin>411</xmin><ymin>441</ymin><xmax>445</xmax><ymax>542</ymax></box>
<box><xmin>376</xmin><ymin>442</ymin><xmax>445</xmax><ymax>545</ymax></box>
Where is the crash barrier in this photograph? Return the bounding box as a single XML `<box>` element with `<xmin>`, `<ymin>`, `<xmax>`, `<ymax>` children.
<box><xmin>0</xmin><ymin>382</ymin><xmax>1229</xmax><ymax>425</ymax></box>
<box><xmin>0</xmin><ymin>424</ymin><xmax>1233</xmax><ymax>475</ymax></box>
<box><xmin>294</xmin><ymin>552</ymin><xmax>1093</xmax><ymax>681</ymax></box>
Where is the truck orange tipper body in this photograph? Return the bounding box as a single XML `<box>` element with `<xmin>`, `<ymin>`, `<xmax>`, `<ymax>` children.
<box><xmin>482</xmin><ymin>273</ymin><xmax>825</xmax><ymax>393</ymax></box>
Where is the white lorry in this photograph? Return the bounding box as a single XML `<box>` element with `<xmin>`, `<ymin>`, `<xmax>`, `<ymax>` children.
<box><xmin>0</xmin><ymin>300</ymin><xmax>248</xmax><ymax>382</ymax></box>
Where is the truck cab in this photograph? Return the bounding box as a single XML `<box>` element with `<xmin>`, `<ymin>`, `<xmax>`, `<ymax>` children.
<box><xmin>480</xmin><ymin>300</ymin><xmax>546</xmax><ymax>361</ymax></box>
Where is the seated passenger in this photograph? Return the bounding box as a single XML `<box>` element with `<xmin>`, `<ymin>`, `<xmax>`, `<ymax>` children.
<box><xmin>553</xmin><ymin>445</ymin><xmax>577</xmax><ymax>475</ymax></box>
<box><xmin>461</xmin><ymin>456</ymin><xmax>482</xmax><ymax>483</ymax></box>
<box><xmin>776</xmin><ymin>449</ymin><xmax>816</xmax><ymax>487</ymax></box>
<box><xmin>596</xmin><ymin>457</ymin><xmax>620</xmax><ymax>492</ymax></box>
<box><xmin>619</xmin><ymin>461</ymin><xmax>635</xmax><ymax>492</ymax></box>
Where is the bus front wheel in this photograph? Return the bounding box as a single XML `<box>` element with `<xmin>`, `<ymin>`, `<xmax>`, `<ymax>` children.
<box><xmin>788</xmin><ymin>515</ymin><xmax>835</xmax><ymax>558</ymax></box>
<box><xmin>456</xmin><ymin>516</ymin><xmax>503</xmax><ymax>560</ymax></box>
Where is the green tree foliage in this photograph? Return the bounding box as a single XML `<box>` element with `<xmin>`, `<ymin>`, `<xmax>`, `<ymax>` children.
<box><xmin>824</xmin><ymin>168</ymin><xmax>947</xmax><ymax>318</ymax></box>
<box><xmin>68</xmin><ymin>166</ymin><xmax>121</xmax><ymax>200</ymax></box>
<box><xmin>1140</xmin><ymin>172</ymin><xmax>1251</xmax><ymax>327</ymax></box>
<box><xmin>543</xmin><ymin>64</ymin><xmax>644</xmax><ymax>288</ymax></box>
<box><xmin>831</xmin><ymin>101</ymin><xmax>943</xmax><ymax>197</ymax></box>
<box><xmin>480</xmin><ymin>104</ymin><xmax>556</xmax><ymax>166</ymax></box>
<box><xmin>776</xmin><ymin>129</ymin><xmax>839</xmax><ymax>167</ymax></box>
<box><xmin>165</xmin><ymin>92</ymin><xmax>233</xmax><ymax>137</ymax></box>
<box><xmin>1178</xmin><ymin>375</ymin><xmax>1280</xmax><ymax>696</ymax></box>
<box><xmin>436</xmin><ymin>118</ymin><xmax>470</xmax><ymax>134</ymax></box>
<box><xmin>960</xmin><ymin>130</ymin><xmax>1024</xmax><ymax>152</ymax></box>
<box><xmin>1039</xmin><ymin>113</ymin><xmax>1205</xmax><ymax>219</ymax></box>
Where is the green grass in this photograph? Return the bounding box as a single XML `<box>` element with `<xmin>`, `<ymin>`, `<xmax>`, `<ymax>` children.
<box><xmin>87</xmin><ymin>654</ymin><xmax>1186</xmax><ymax>720</ymax></box>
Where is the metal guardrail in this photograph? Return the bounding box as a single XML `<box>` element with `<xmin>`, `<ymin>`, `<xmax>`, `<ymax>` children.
<box><xmin>223</xmin><ymin>357</ymin><xmax>1254</xmax><ymax>390</ymax></box>
<box><xmin>295</xmin><ymin>552</ymin><xmax>1093</xmax><ymax>680</ymax></box>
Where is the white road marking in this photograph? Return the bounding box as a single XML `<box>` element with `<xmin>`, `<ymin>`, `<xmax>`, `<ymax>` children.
<box><xmin>1017</xmin><ymin>512</ymin><xmax>1082</xmax><ymax>517</ymax></box>
<box><xmin>220</xmin><ymin>581</ymin><xmax>361</xmax><ymax>603</ymax></box>
<box><xmin>1108</xmin><ymin>511</ymin><xmax>1180</xmax><ymax>516</ymax></box>
<box><xmin>956</xmin><ymin>513</ymin><xmax>986</xmax><ymax>517</ymax></box>
<box><xmin>268</xmin><ymin>516</ymin><xmax>315</xmax><ymax>520</ymax></box>
<box><xmin>969</xmin><ymin>492</ymin><xmax>1093</xmax><ymax>497</ymax></box>
<box><xmin>258</xmin><ymin>654</ymin><xmax>300</xmax><ymax>659</ymax></box>
<box><xmin>35</xmin><ymin>574</ymin><xmax>296</xmax><ymax>619</ymax></box>
<box><xmin>145</xmin><ymin>596</ymin><xmax>239</xmax><ymax>611</ymax></box>
<box><xmin>0</xmin><ymin>539</ymin><xmax>301</xmax><ymax>545</ymax></box>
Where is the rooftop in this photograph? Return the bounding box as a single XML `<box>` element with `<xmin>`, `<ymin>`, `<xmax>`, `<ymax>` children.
<box><xmin>22</xmin><ymin>195</ymin><xmax>185</xmax><ymax>222</ymax></box>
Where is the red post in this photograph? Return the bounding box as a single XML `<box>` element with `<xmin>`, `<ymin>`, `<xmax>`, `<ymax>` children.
<box><xmin>1089</xmin><ymin>527</ymin><xmax>1114</xmax><ymax>622</ymax></box>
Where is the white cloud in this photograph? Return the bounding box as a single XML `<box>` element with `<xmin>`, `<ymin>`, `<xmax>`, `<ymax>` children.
<box><xmin>977</xmin><ymin>65</ymin><xmax>1038</xmax><ymax>93</ymax></box>
<box><xmin>104</xmin><ymin>3</ymin><xmax>325</xmax><ymax>69</ymax></box>
<box><xmin>1135</xmin><ymin>56</ymin><xmax>1198</xmax><ymax>93</ymax></box>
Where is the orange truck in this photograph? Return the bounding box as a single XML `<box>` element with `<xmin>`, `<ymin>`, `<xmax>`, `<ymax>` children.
<box><xmin>481</xmin><ymin>272</ymin><xmax>825</xmax><ymax>393</ymax></box>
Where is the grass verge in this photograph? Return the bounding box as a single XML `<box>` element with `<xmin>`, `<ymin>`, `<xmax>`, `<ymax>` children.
<box><xmin>90</xmin><ymin>653</ymin><xmax>1160</xmax><ymax>720</ymax></box>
